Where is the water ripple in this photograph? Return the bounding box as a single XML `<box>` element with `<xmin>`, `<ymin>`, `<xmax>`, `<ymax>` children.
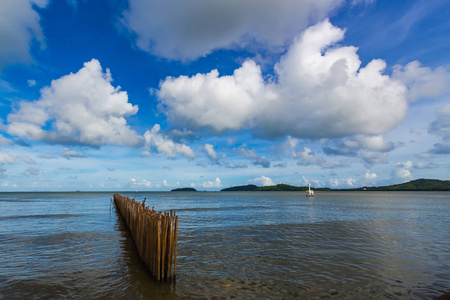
<box><xmin>0</xmin><ymin>191</ymin><xmax>449</xmax><ymax>299</ymax></box>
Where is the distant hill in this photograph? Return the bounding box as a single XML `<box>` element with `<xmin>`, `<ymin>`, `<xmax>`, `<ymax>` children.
<box><xmin>221</xmin><ymin>183</ymin><xmax>331</xmax><ymax>192</ymax></box>
<box><xmin>221</xmin><ymin>184</ymin><xmax>258</xmax><ymax>191</ymax></box>
<box><xmin>256</xmin><ymin>184</ymin><xmax>307</xmax><ymax>191</ymax></box>
<box><xmin>171</xmin><ymin>187</ymin><xmax>197</xmax><ymax>192</ymax></box>
<box><xmin>356</xmin><ymin>179</ymin><xmax>450</xmax><ymax>191</ymax></box>
<box><xmin>220</xmin><ymin>179</ymin><xmax>450</xmax><ymax>192</ymax></box>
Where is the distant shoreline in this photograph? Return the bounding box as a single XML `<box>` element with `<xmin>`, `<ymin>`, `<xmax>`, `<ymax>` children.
<box><xmin>220</xmin><ymin>179</ymin><xmax>450</xmax><ymax>192</ymax></box>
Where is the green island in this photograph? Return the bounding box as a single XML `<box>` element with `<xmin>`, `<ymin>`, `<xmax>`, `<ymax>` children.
<box><xmin>221</xmin><ymin>179</ymin><xmax>450</xmax><ymax>192</ymax></box>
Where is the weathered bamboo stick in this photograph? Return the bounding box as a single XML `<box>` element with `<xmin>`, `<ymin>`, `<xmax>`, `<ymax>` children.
<box><xmin>161</xmin><ymin>213</ymin><xmax>167</xmax><ymax>280</ymax></box>
<box><xmin>167</xmin><ymin>211</ymin><xmax>174</xmax><ymax>277</ymax></box>
<box><xmin>157</xmin><ymin>218</ymin><xmax>161</xmax><ymax>281</ymax></box>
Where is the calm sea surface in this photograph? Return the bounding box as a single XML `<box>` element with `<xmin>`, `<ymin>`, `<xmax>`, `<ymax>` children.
<box><xmin>1</xmin><ymin>191</ymin><xmax>449</xmax><ymax>299</ymax></box>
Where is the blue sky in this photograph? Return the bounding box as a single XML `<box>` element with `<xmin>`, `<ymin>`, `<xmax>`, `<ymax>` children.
<box><xmin>0</xmin><ymin>0</ymin><xmax>449</xmax><ymax>191</ymax></box>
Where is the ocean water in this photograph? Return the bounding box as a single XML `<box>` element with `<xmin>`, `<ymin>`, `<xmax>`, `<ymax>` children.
<box><xmin>0</xmin><ymin>191</ymin><xmax>449</xmax><ymax>299</ymax></box>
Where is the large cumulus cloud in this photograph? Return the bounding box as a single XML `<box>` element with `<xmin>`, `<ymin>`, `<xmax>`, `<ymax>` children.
<box><xmin>157</xmin><ymin>20</ymin><xmax>408</xmax><ymax>139</ymax></box>
<box><xmin>122</xmin><ymin>0</ymin><xmax>343</xmax><ymax>60</ymax></box>
<box><xmin>158</xmin><ymin>60</ymin><xmax>267</xmax><ymax>132</ymax></box>
<box><xmin>7</xmin><ymin>59</ymin><xmax>142</xmax><ymax>147</ymax></box>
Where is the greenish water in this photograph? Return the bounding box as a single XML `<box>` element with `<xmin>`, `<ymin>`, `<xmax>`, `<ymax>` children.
<box><xmin>1</xmin><ymin>191</ymin><xmax>449</xmax><ymax>299</ymax></box>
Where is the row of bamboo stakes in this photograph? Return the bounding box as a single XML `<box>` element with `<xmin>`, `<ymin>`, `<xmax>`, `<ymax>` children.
<box><xmin>113</xmin><ymin>193</ymin><xmax>178</xmax><ymax>281</ymax></box>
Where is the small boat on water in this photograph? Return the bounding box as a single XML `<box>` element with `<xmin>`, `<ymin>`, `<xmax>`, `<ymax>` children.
<box><xmin>306</xmin><ymin>183</ymin><xmax>314</xmax><ymax>197</ymax></box>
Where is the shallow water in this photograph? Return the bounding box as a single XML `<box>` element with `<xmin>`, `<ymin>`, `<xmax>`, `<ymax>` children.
<box><xmin>1</xmin><ymin>191</ymin><xmax>449</xmax><ymax>299</ymax></box>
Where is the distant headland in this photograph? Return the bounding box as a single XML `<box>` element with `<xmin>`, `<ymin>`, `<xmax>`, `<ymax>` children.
<box><xmin>221</xmin><ymin>179</ymin><xmax>450</xmax><ymax>192</ymax></box>
<box><xmin>171</xmin><ymin>187</ymin><xmax>197</xmax><ymax>192</ymax></box>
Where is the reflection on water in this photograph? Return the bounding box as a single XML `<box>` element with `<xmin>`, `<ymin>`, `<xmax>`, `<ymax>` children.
<box><xmin>0</xmin><ymin>191</ymin><xmax>449</xmax><ymax>299</ymax></box>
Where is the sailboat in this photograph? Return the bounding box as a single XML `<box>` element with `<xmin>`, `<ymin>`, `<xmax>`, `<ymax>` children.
<box><xmin>306</xmin><ymin>183</ymin><xmax>314</xmax><ymax>197</ymax></box>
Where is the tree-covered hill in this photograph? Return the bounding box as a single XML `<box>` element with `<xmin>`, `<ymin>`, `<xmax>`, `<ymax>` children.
<box><xmin>357</xmin><ymin>179</ymin><xmax>450</xmax><ymax>191</ymax></box>
<box><xmin>221</xmin><ymin>185</ymin><xmax>258</xmax><ymax>191</ymax></box>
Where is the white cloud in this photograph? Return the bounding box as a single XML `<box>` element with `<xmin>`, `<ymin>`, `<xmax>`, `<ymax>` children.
<box><xmin>144</xmin><ymin>124</ymin><xmax>196</xmax><ymax>159</ymax></box>
<box><xmin>140</xmin><ymin>150</ymin><xmax>150</xmax><ymax>157</ymax></box>
<box><xmin>325</xmin><ymin>135</ymin><xmax>394</xmax><ymax>164</ymax></box>
<box><xmin>20</xmin><ymin>155</ymin><xmax>36</xmax><ymax>164</ymax></box>
<box><xmin>0</xmin><ymin>0</ymin><xmax>48</xmax><ymax>70</ymax></box>
<box><xmin>286</xmin><ymin>138</ymin><xmax>346</xmax><ymax>169</ymax></box>
<box><xmin>250</xmin><ymin>176</ymin><xmax>274</xmax><ymax>187</ymax></box>
<box><xmin>413</xmin><ymin>162</ymin><xmax>438</xmax><ymax>169</ymax></box>
<box><xmin>393</xmin><ymin>60</ymin><xmax>449</xmax><ymax>102</ymax></box>
<box><xmin>201</xmin><ymin>177</ymin><xmax>222</xmax><ymax>188</ymax></box>
<box><xmin>328</xmin><ymin>177</ymin><xmax>355</xmax><ymax>188</ymax></box>
<box><xmin>159</xmin><ymin>60</ymin><xmax>267</xmax><ymax>132</ymax></box>
<box><xmin>0</xmin><ymin>134</ymin><xmax>13</xmax><ymax>146</ymax></box>
<box><xmin>0</xmin><ymin>151</ymin><xmax>36</xmax><ymax>164</ymax></box>
<box><xmin>395</xmin><ymin>161</ymin><xmax>413</xmax><ymax>181</ymax></box>
<box><xmin>1</xmin><ymin>181</ymin><xmax>18</xmax><ymax>188</ymax></box>
<box><xmin>396</xmin><ymin>161</ymin><xmax>413</xmax><ymax>169</ymax></box>
<box><xmin>7</xmin><ymin>59</ymin><xmax>142</xmax><ymax>147</ymax></box>
<box><xmin>344</xmin><ymin>178</ymin><xmax>356</xmax><ymax>186</ymax></box>
<box><xmin>395</xmin><ymin>168</ymin><xmax>412</xmax><ymax>181</ymax></box>
<box><xmin>329</xmin><ymin>178</ymin><xmax>339</xmax><ymax>187</ymax></box>
<box><xmin>295</xmin><ymin>147</ymin><xmax>323</xmax><ymax>166</ymax></box>
<box><xmin>0</xmin><ymin>152</ymin><xmax>18</xmax><ymax>164</ymax></box>
<box><xmin>237</xmin><ymin>145</ymin><xmax>259</xmax><ymax>159</ymax></box>
<box><xmin>354</xmin><ymin>135</ymin><xmax>394</xmax><ymax>152</ymax></box>
<box><xmin>61</xmin><ymin>148</ymin><xmax>84</xmax><ymax>159</ymax></box>
<box><xmin>27</xmin><ymin>79</ymin><xmax>37</xmax><ymax>87</ymax></box>
<box><xmin>158</xmin><ymin>20</ymin><xmax>408</xmax><ymax>139</ymax></box>
<box><xmin>237</xmin><ymin>145</ymin><xmax>271</xmax><ymax>168</ymax></box>
<box><xmin>204</xmin><ymin>144</ymin><xmax>218</xmax><ymax>160</ymax></box>
<box><xmin>361</xmin><ymin>150</ymin><xmax>388</xmax><ymax>166</ymax></box>
<box><xmin>364</xmin><ymin>170</ymin><xmax>377</xmax><ymax>180</ymax></box>
<box><xmin>127</xmin><ymin>178</ymin><xmax>151</xmax><ymax>188</ymax></box>
<box><xmin>123</xmin><ymin>0</ymin><xmax>342</xmax><ymax>61</ymax></box>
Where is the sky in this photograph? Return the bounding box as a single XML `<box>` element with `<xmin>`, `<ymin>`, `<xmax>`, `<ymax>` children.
<box><xmin>0</xmin><ymin>0</ymin><xmax>449</xmax><ymax>191</ymax></box>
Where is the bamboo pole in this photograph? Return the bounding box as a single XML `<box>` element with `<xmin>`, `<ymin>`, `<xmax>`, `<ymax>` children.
<box><xmin>157</xmin><ymin>218</ymin><xmax>161</xmax><ymax>281</ymax></box>
<box><xmin>173</xmin><ymin>215</ymin><xmax>178</xmax><ymax>276</ymax></box>
<box><xmin>167</xmin><ymin>211</ymin><xmax>174</xmax><ymax>277</ymax></box>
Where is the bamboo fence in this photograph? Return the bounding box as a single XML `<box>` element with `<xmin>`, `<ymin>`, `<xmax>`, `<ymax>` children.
<box><xmin>113</xmin><ymin>193</ymin><xmax>178</xmax><ymax>281</ymax></box>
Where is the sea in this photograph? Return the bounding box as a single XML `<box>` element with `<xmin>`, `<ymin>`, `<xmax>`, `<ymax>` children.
<box><xmin>0</xmin><ymin>191</ymin><xmax>449</xmax><ymax>299</ymax></box>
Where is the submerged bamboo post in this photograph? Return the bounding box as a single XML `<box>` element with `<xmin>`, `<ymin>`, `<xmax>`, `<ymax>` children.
<box><xmin>113</xmin><ymin>194</ymin><xmax>178</xmax><ymax>281</ymax></box>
